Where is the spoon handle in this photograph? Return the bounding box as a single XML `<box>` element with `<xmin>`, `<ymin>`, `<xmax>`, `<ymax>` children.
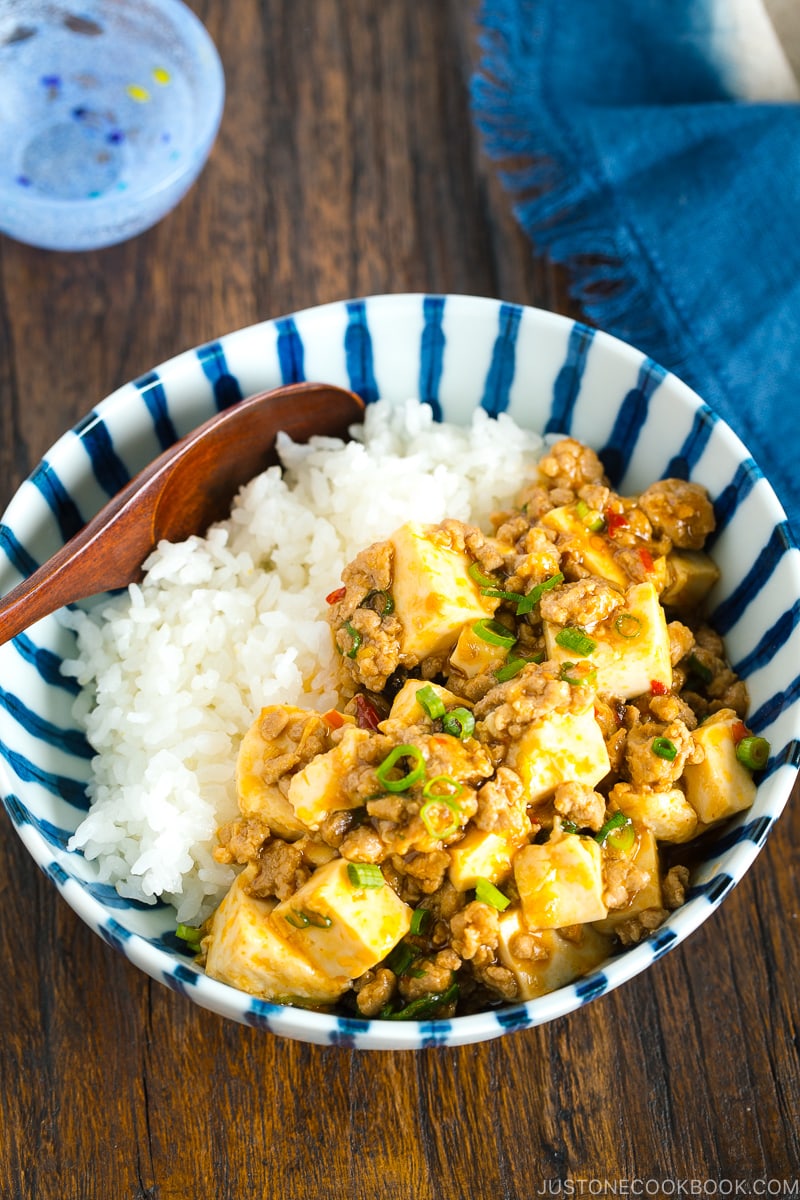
<box><xmin>0</xmin><ymin>383</ymin><xmax>364</xmax><ymax>647</ymax></box>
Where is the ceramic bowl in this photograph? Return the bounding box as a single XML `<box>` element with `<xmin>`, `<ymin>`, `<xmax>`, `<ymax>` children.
<box><xmin>1</xmin><ymin>293</ymin><xmax>798</xmax><ymax>1049</ymax></box>
<box><xmin>0</xmin><ymin>0</ymin><xmax>224</xmax><ymax>251</ymax></box>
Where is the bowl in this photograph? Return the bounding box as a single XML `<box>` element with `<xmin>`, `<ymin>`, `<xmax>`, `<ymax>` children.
<box><xmin>1</xmin><ymin>293</ymin><xmax>798</xmax><ymax>1049</ymax></box>
<box><xmin>0</xmin><ymin>0</ymin><xmax>224</xmax><ymax>251</ymax></box>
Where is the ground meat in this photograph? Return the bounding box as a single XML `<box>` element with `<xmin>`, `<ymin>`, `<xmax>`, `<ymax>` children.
<box><xmin>354</xmin><ymin>967</ymin><xmax>396</xmax><ymax>1016</ymax></box>
<box><xmin>397</xmin><ymin>950</ymin><xmax>460</xmax><ymax>1001</ymax></box>
<box><xmin>318</xmin><ymin>809</ymin><xmax>357</xmax><ymax>848</ymax></box>
<box><xmin>473</xmin><ymin>962</ymin><xmax>519</xmax><ymax>1001</ymax></box>
<box><xmin>648</xmin><ymin>692</ymin><xmax>698</xmax><ymax>730</ymax></box>
<box><xmin>624</xmin><ymin>719</ymin><xmax>699</xmax><ymax>788</ymax></box>
<box><xmin>663</xmin><ymin>864</ymin><xmax>690</xmax><ymax>909</ymax></box>
<box><xmin>694</xmin><ymin>624</ymin><xmax>725</xmax><ymax>657</ymax></box>
<box><xmin>339</xmin><ymin>825</ymin><xmax>386</xmax><ymax>863</ymax></box>
<box><xmin>668</xmin><ymin>621</ymin><xmax>695</xmax><ymax>666</ymax></box>
<box><xmin>508</xmin><ymin>929</ymin><xmax>549</xmax><ymax>961</ymax></box>
<box><xmin>214</xmin><ymin>816</ymin><xmax>271</xmax><ymax>864</ymax></box>
<box><xmin>474</xmin><ymin>767</ymin><xmax>530</xmax><ymax>838</ymax></box>
<box><xmin>709</xmin><ymin>679</ymin><xmax>749</xmax><ymax>718</ymax></box>
<box><xmin>254</xmin><ymin>707</ymin><xmax>329</xmax><ymax>785</ymax></box>
<box><xmin>463</xmin><ymin>524</ymin><xmax>507</xmax><ymax>574</ymax></box>
<box><xmin>474</xmin><ymin>660</ymin><xmax>583</xmax><ymax>741</ymax></box>
<box><xmin>247</xmin><ymin>838</ymin><xmax>310</xmax><ymax>901</ymax></box>
<box><xmin>449</xmin><ymin>901</ymin><xmax>500</xmax><ymax>960</ymax></box>
<box><xmin>394</xmin><ymin>849</ymin><xmax>450</xmax><ymax>894</ymax></box>
<box><xmin>554</xmin><ymin>781</ymin><xmax>606</xmax><ymax>831</ymax></box>
<box><xmin>602</xmin><ymin>857</ymin><xmax>650</xmax><ymax>910</ymax></box>
<box><xmin>637</xmin><ymin>479</ymin><xmax>715</xmax><ymax>549</ymax></box>
<box><xmin>538</xmin><ymin>438</ymin><xmax>607</xmax><ymax>493</ymax></box>
<box><xmin>615</xmin><ymin>907</ymin><xmax>668</xmax><ymax>946</ymax></box>
<box><xmin>425</xmin><ymin>879</ymin><xmax>467</xmax><ymax>922</ymax></box>
<box><xmin>335</xmin><ymin>606</ymin><xmax>404</xmax><ymax>692</ymax></box>
<box><xmin>539</xmin><ymin>576</ymin><xmax>623</xmax><ymax>628</ymax></box>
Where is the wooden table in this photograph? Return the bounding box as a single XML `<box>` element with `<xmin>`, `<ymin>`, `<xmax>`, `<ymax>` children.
<box><xmin>1</xmin><ymin>3</ymin><xmax>797</xmax><ymax>1196</ymax></box>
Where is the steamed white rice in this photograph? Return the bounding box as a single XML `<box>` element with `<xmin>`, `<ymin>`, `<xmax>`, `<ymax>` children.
<box><xmin>62</xmin><ymin>400</ymin><xmax>545</xmax><ymax>922</ymax></box>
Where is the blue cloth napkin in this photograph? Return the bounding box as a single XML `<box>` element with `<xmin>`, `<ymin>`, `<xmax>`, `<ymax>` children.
<box><xmin>472</xmin><ymin>0</ymin><xmax>800</xmax><ymax>536</ymax></box>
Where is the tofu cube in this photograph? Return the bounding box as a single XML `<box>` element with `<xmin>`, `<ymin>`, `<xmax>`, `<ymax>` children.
<box><xmin>543</xmin><ymin>581</ymin><xmax>672</xmax><ymax>700</ymax></box>
<box><xmin>271</xmin><ymin>858</ymin><xmax>412</xmax><ymax>979</ymax></box>
<box><xmin>448</xmin><ymin>826</ymin><xmax>523</xmax><ymax>891</ymax></box>
<box><xmin>505</xmin><ymin>705</ymin><xmax>610</xmax><ymax>804</ymax></box>
<box><xmin>514</xmin><ymin>833</ymin><xmax>608</xmax><ymax>929</ymax></box>
<box><xmin>449</xmin><ymin>621</ymin><xmax>509</xmax><ymax>679</ymax></box>
<box><xmin>384</xmin><ymin>679</ymin><xmax>470</xmax><ymax>728</ymax></box>
<box><xmin>497</xmin><ymin>909</ymin><xmax>612</xmax><ymax>1000</ymax></box>
<box><xmin>610</xmin><ymin>782</ymin><xmax>698</xmax><ymax>843</ymax></box>
<box><xmin>389</xmin><ymin>522</ymin><xmax>497</xmax><ymax>661</ymax></box>
<box><xmin>288</xmin><ymin>725</ymin><xmax>373</xmax><ymax>831</ymax></box>
<box><xmin>237</xmin><ymin>706</ymin><xmax>313</xmax><ymax>839</ymax></box>
<box><xmin>593</xmin><ymin>827</ymin><xmax>664</xmax><ymax>934</ymax></box>
<box><xmin>683</xmin><ymin>710</ymin><xmax>757</xmax><ymax>824</ymax></box>
<box><xmin>204</xmin><ymin>866</ymin><xmax>347</xmax><ymax>1004</ymax></box>
<box><xmin>660</xmin><ymin>549</ymin><xmax>720</xmax><ymax>610</ymax></box>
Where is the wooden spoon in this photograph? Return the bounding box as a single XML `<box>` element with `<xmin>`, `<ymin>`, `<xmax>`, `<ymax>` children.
<box><xmin>0</xmin><ymin>382</ymin><xmax>365</xmax><ymax>646</ymax></box>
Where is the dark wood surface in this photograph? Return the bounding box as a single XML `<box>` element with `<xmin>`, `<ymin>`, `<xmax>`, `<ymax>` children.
<box><xmin>0</xmin><ymin>3</ymin><xmax>797</xmax><ymax>1197</ymax></box>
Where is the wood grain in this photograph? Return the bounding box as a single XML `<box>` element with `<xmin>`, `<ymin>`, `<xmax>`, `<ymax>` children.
<box><xmin>0</xmin><ymin>2</ymin><xmax>797</xmax><ymax>1197</ymax></box>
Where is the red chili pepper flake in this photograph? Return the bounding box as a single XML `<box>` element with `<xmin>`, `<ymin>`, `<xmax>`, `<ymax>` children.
<box><xmin>323</xmin><ymin>709</ymin><xmax>346</xmax><ymax>730</ymax></box>
<box><xmin>732</xmin><ymin>721</ymin><xmax>749</xmax><ymax>744</ymax></box>
<box><xmin>604</xmin><ymin>508</ymin><xmax>629</xmax><ymax>537</ymax></box>
<box><xmin>355</xmin><ymin>693</ymin><xmax>382</xmax><ymax>732</ymax></box>
<box><xmin>650</xmin><ymin>680</ymin><xmax>670</xmax><ymax>696</ymax></box>
<box><xmin>326</xmin><ymin>586</ymin><xmax>346</xmax><ymax>605</ymax></box>
<box><xmin>638</xmin><ymin>547</ymin><xmax>655</xmax><ymax>572</ymax></box>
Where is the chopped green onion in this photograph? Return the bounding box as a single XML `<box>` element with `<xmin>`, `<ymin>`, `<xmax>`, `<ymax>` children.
<box><xmin>419</xmin><ymin>795</ymin><xmax>461</xmax><ymax>839</ymax></box>
<box><xmin>687</xmin><ymin>653</ymin><xmax>713</xmax><ymax>685</ymax></box>
<box><xmin>474</xmin><ymin>877</ymin><xmax>511</xmax><ymax>911</ymax></box>
<box><xmin>480</xmin><ymin>585</ymin><xmax>527</xmax><ymax>604</ymax></box>
<box><xmin>416</xmin><ymin>684</ymin><xmax>446</xmax><ymax>721</ymax></box>
<box><xmin>472</xmin><ymin>617</ymin><xmax>516</xmax><ymax>649</ymax></box>
<box><xmin>652</xmin><ymin>736</ymin><xmax>678</xmax><ymax>761</ymax></box>
<box><xmin>468</xmin><ymin>562</ymin><xmax>501</xmax><ymax>589</ymax></box>
<box><xmin>441</xmin><ymin>707</ymin><xmax>475</xmax><ymax>740</ymax></box>
<box><xmin>284</xmin><ymin>908</ymin><xmax>333</xmax><ymax>929</ymax></box>
<box><xmin>376</xmin><ymin>744</ymin><xmax>426</xmax><ymax>792</ymax></box>
<box><xmin>576</xmin><ymin>500</ymin><xmax>605</xmax><ymax>532</ymax></box>
<box><xmin>380</xmin><ymin>982</ymin><xmax>459</xmax><ymax>1021</ymax></box>
<box><xmin>735</xmin><ymin>735</ymin><xmax>770</xmax><ymax>771</ymax></box>
<box><xmin>560</xmin><ymin>819</ymin><xmax>579</xmax><ymax>834</ymax></box>
<box><xmin>614</xmin><ymin>612</ymin><xmax>642</xmax><ymax>639</ymax></box>
<box><xmin>594</xmin><ymin>812</ymin><xmax>636</xmax><ymax>853</ymax></box>
<box><xmin>559</xmin><ymin>660</ymin><xmax>597</xmax><ymax>687</ymax></box>
<box><xmin>410</xmin><ymin>907</ymin><xmax>432</xmax><ymax>936</ymax></box>
<box><xmin>516</xmin><ymin>572</ymin><xmax>564</xmax><ymax>615</ymax></box>
<box><xmin>360</xmin><ymin>589</ymin><xmax>394</xmax><ymax>616</ymax></box>
<box><xmin>555</xmin><ymin>626</ymin><xmax>597</xmax><ymax>656</ymax></box>
<box><xmin>342</xmin><ymin>621</ymin><xmax>362</xmax><ymax>658</ymax></box>
<box><xmin>176</xmin><ymin>923</ymin><xmax>203</xmax><ymax>949</ymax></box>
<box><xmin>385</xmin><ymin>940</ymin><xmax>422</xmax><ymax>976</ymax></box>
<box><xmin>347</xmin><ymin>862</ymin><xmax>385</xmax><ymax>889</ymax></box>
<box><xmin>422</xmin><ymin>774</ymin><xmax>464</xmax><ymax>800</ymax></box>
<box><xmin>494</xmin><ymin>657</ymin><xmax>528</xmax><ymax>683</ymax></box>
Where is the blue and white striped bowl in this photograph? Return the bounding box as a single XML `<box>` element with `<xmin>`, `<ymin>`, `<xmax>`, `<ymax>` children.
<box><xmin>1</xmin><ymin>293</ymin><xmax>798</xmax><ymax>1050</ymax></box>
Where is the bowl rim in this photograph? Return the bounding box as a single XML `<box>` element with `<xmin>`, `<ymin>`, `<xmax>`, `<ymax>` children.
<box><xmin>1</xmin><ymin>291</ymin><xmax>798</xmax><ymax>1049</ymax></box>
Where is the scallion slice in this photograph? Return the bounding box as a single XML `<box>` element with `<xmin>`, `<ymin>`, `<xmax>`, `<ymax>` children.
<box><xmin>342</xmin><ymin>621</ymin><xmax>362</xmax><ymax>658</ymax></box>
<box><xmin>474</xmin><ymin>877</ymin><xmax>511</xmax><ymax>911</ymax></box>
<box><xmin>652</xmin><ymin>736</ymin><xmax>678</xmax><ymax>761</ymax></box>
<box><xmin>595</xmin><ymin>811</ymin><xmax>630</xmax><ymax>847</ymax></box>
<box><xmin>559</xmin><ymin>660</ymin><xmax>597</xmax><ymax>687</ymax></box>
<box><xmin>555</xmin><ymin>626</ymin><xmax>597</xmax><ymax>656</ymax></box>
<box><xmin>416</xmin><ymin>684</ymin><xmax>446</xmax><ymax>721</ymax></box>
<box><xmin>472</xmin><ymin>617</ymin><xmax>516</xmax><ymax>649</ymax></box>
<box><xmin>614</xmin><ymin>612</ymin><xmax>642</xmax><ymax>639</ymax></box>
<box><xmin>516</xmin><ymin>572</ymin><xmax>564</xmax><ymax>616</ymax></box>
<box><xmin>375</xmin><ymin>744</ymin><xmax>426</xmax><ymax>792</ymax></box>
<box><xmin>380</xmin><ymin>981</ymin><xmax>459</xmax><ymax>1021</ymax></box>
<box><xmin>575</xmin><ymin>500</ymin><xmax>605</xmax><ymax>532</ymax></box>
<box><xmin>346</xmin><ymin>862</ymin><xmax>385</xmax><ymax>889</ymax></box>
<box><xmin>360</xmin><ymin>589</ymin><xmax>394</xmax><ymax>616</ymax></box>
<box><xmin>735</xmin><ymin>735</ymin><xmax>770</xmax><ymax>771</ymax></box>
<box><xmin>441</xmin><ymin>707</ymin><xmax>475</xmax><ymax>740</ymax></box>
<box><xmin>468</xmin><ymin>562</ymin><xmax>501</xmax><ymax>589</ymax></box>
<box><xmin>176</xmin><ymin>923</ymin><xmax>203</xmax><ymax>949</ymax></box>
<box><xmin>385</xmin><ymin>940</ymin><xmax>422</xmax><ymax>976</ymax></box>
<box><xmin>419</xmin><ymin>795</ymin><xmax>461</xmax><ymax>839</ymax></box>
<box><xmin>410</xmin><ymin>907</ymin><xmax>431</xmax><ymax>936</ymax></box>
<box><xmin>284</xmin><ymin>908</ymin><xmax>333</xmax><ymax>929</ymax></box>
<box><xmin>422</xmin><ymin>774</ymin><xmax>464</xmax><ymax>800</ymax></box>
<box><xmin>494</xmin><ymin>657</ymin><xmax>528</xmax><ymax>683</ymax></box>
